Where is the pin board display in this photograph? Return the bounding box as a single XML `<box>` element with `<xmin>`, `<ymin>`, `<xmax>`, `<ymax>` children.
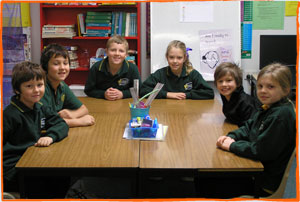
<box><xmin>150</xmin><ymin>1</ymin><xmax>241</xmax><ymax>81</ymax></box>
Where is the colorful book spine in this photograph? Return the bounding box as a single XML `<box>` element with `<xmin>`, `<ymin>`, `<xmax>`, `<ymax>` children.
<box><xmin>85</xmin><ymin>19</ymin><xmax>111</xmax><ymax>23</ymax></box>
<box><xmin>118</xmin><ymin>12</ymin><xmax>123</xmax><ymax>35</ymax></box>
<box><xmin>83</xmin><ymin>33</ymin><xmax>109</xmax><ymax>37</ymax></box>
<box><xmin>121</xmin><ymin>12</ymin><xmax>127</xmax><ymax>36</ymax></box>
<box><xmin>86</xmin><ymin>29</ymin><xmax>111</xmax><ymax>34</ymax></box>
<box><xmin>86</xmin><ymin>26</ymin><xmax>111</xmax><ymax>30</ymax></box>
<box><xmin>114</xmin><ymin>12</ymin><xmax>120</xmax><ymax>36</ymax></box>
<box><xmin>86</xmin><ymin>11</ymin><xmax>112</xmax><ymax>16</ymax></box>
<box><xmin>86</xmin><ymin>23</ymin><xmax>111</xmax><ymax>27</ymax></box>
<box><xmin>77</xmin><ymin>13</ymin><xmax>85</xmax><ymax>35</ymax></box>
<box><xmin>77</xmin><ymin>15</ymin><xmax>81</xmax><ymax>36</ymax></box>
<box><xmin>129</xmin><ymin>13</ymin><xmax>134</xmax><ymax>36</ymax></box>
<box><xmin>86</xmin><ymin>15</ymin><xmax>112</xmax><ymax>20</ymax></box>
<box><xmin>111</xmin><ymin>12</ymin><xmax>115</xmax><ymax>36</ymax></box>
<box><xmin>131</xmin><ymin>13</ymin><xmax>137</xmax><ymax>36</ymax></box>
<box><xmin>125</xmin><ymin>12</ymin><xmax>130</xmax><ymax>36</ymax></box>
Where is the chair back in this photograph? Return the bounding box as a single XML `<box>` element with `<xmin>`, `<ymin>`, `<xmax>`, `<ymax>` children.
<box><xmin>265</xmin><ymin>148</ymin><xmax>296</xmax><ymax>199</ymax></box>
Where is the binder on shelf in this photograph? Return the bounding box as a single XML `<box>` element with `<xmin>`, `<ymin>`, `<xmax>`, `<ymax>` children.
<box><xmin>111</xmin><ymin>12</ymin><xmax>115</xmax><ymax>35</ymax></box>
<box><xmin>77</xmin><ymin>13</ymin><xmax>85</xmax><ymax>36</ymax></box>
<box><xmin>118</xmin><ymin>12</ymin><xmax>123</xmax><ymax>35</ymax></box>
<box><xmin>113</xmin><ymin>12</ymin><xmax>120</xmax><ymax>36</ymax></box>
<box><xmin>131</xmin><ymin>13</ymin><xmax>137</xmax><ymax>36</ymax></box>
<box><xmin>121</xmin><ymin>12</ymin><xmax>127</xmax><ymax>36</ymax></box>
<box><xmin>125</xmin><ymin>12</ymin><xmax>130</xmax><ymax>36</ymax></box>
<box><xmin>77</xmin><ymin>15</ymin><xmax>81</xmax><ymax>36</ymax></box>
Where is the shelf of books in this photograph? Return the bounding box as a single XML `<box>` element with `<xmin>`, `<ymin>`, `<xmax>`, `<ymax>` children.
<box><xmin>40</xmin><ymin>2</ymin><xmax>141</xmax><ymax>85</ymax></box>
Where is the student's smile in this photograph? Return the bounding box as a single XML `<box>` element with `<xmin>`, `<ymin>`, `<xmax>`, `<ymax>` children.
<box><xmin>167</xmin><ymin>47</ymin><xmax>186</xmax><ymax>76</ymax></box>
<box><xmin>106</xmin><ymin>42</ymin><xmax>127</xmax><ymax>68</ymax></box>
<box><xmin>58</xmin><ymin>71</ymin><xmax>67</xmax><ymax>78</ymax></box>
<box><xmin>216</xmin><ymin>73</ymin><xmax>237</xmax><ymax>101</ymax></box>
<box><xmin>47</xmin><ymin>55</ymin><xmax>70</xmax><ymax>84</ymax></box>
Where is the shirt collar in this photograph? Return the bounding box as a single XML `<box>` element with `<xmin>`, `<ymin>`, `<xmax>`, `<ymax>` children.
<box><xmin>167</xmin><ymin>66</ymin><xmax>187</xmax><ymax>78</ymax></box>
<box><xmin>99</xmin><ymin>57</ymin><xmax>130</xmax><ymax>75</ymax></box>
<box><xmin>46</xmin><ymin>79</ymin><xmax>64</xmax><ymax>92</ymax></box>
<box><xmin>10</xmin><ymin>95</ymin><xmax>42</xmax><ymax>113</ymax></box>
<box><xmin>260</xmin><ymin>98</ymin><xmax>289</xmax><ymax>111</ymax></box>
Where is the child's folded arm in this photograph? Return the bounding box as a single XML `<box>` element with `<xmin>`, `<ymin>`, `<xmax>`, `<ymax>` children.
<box><xmin>121</xmin><ymin>89</ymin><xmax>131</xmax><ymax>98</ymax></box>
<box><xmin>230</xmin><ymin>116</ymin><xmax>294</xmax><ymax>161</ymax></box>
<box><xmin>227</xmin><ymin>118</ymin><xmax>254</xmax><ymax>141</ymax></box>
<box><xmin>44</xmin><ymin>107</ymin><xmax>69</xmax><ymax>142</ymax></box>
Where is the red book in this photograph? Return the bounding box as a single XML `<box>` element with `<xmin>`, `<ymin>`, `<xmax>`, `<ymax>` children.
<box><xmin>85</xmin><ymin>26</ymin><xmax>111</xmax><ymax>30</ymax></box>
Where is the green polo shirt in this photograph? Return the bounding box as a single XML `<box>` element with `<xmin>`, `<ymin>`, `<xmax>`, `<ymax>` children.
<box><xmin>3</xmin><ymin>95</ymin><xmax>69</xmax><ymax>182</ymax></box>
<box><xmin>41</xmin><ymin>80</ymin><xmax>82</xmax><ymax>112</ymax></box>
<box><xmin>84</xmin><ymin>57</ymin><xmax>141</xmax><ymax>99</ymax></box>
<box><xmin>227</xmin><ymin>98</ymin><xmax>296</xmax><ymax>192</ymax></box>
<box><xmin>140</xmin><ymin>66</ymin><xmax>214</xmax><ymax>99</ymax></box>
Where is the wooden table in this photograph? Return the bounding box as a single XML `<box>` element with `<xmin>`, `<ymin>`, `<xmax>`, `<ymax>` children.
<box><xmin>16</xmin><ymin>98</ymin><xmax>263</xmax><ymax>198</ymax></box>
<box><xmin>137</xmin><ymin>99</ymin><xmax>263</xmax><ymax>197</ymax></box>
<box><xmin>16</xmin><ymin>98</ymin><xmax>140</xmax><ymax>198</ymax></box>
<box><xmin>140</xmin><ymin>99</ymin><xmax>261</xmax><ymax>169</ymax></box>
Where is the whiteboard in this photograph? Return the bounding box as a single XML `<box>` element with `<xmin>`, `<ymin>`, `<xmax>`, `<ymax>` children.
<box><xmin>151</xmin><ymin>1</ymin><xmax>241</xmax><ymax>81</ymax></box>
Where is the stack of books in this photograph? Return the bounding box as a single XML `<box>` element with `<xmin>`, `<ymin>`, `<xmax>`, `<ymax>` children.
<box><xmin>65</xmin><ymin>46</ymin><xmax>79</xmax><ymax>69</ymax></box>
<box><xmin>111</xmin><ymin>12</ymin><xmax>137</xmax><ymax>37</ymax></box>
<box><xmin>42</xmin><ymin>25</ymin><xmax>76</xmax><ymax>38</ymax></box>
<box><xmin>84</xmin><ymin>11</ymin><xmax>112</xmax><ymax>37</ymax></box>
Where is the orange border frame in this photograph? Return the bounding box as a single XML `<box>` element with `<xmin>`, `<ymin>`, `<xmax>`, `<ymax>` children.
<box><xmin>0</xmin><ymin>1</ymin><xmax>299</xmax><ymax>201</ymax></box>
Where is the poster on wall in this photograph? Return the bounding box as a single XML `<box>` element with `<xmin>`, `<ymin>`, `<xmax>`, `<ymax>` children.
<box><xmin>199</xmin><ymin>29</ymin><xmax>234</xmax><ymax>79</ymax></box>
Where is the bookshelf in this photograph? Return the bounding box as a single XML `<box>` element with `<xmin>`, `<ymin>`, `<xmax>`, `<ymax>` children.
<box><xmin>40</xmin><ymin>3</ymin><xmax>141</xmax><ymax>85</ymax></box>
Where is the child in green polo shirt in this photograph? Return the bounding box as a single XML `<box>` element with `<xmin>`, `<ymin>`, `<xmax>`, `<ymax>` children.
<box><xmin>140</xmin><ymin>40</ymin><xmax>214</xmax><ymax>100</ymax></box>
<box><xmin>40</xmin><ymin>43</ymin><xmax>95</xmax><ymax>127</ymax></box>
<box><xmin>84</xmin><ymin>35</ymin><xmax>141</xmax><ymax>100</ymax></box>
<box><xmin>216</xmin><ymin>63</ymin><xmax>296</xmax><ymax>197</ymax></box>
<box><xmin>3</xmin><ymin>61</ymin><xmax>69</xmax><ymax>193</ymax></box>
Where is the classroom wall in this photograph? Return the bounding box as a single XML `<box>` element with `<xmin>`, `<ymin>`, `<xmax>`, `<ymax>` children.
<box><xmin>30</xmin><ymin>3</ymin><xmax>41</xmax><ymax>64</ymax></box>
<box><xmin>241</xmin><ymin>15</ymin><xmax>297</xmax><ymax>93</ymax></box>
<box><xmin>30</xmin><ymin>2</ymin><xmax>297</xmax><ymax>94</ymax></box>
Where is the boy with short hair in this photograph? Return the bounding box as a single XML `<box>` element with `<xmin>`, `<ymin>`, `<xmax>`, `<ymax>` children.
<box><xmin>3</xmin><ymin>61</ymin><xmax>69</xmax><ymax>192</ymax></box>
<box><xmin>84</xmin><ymin>35</ymin><xmax>141</xmax><ymax>100</ymax></box>
<box><xmin>40</xmin><ymin>43</ymin><xmax>95</xmax><ymax>127</ymax></box>
<box><xmin>214</xmin><ymin>62</ymin><xmax>260</xmax><ymax>126</ymax></box>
